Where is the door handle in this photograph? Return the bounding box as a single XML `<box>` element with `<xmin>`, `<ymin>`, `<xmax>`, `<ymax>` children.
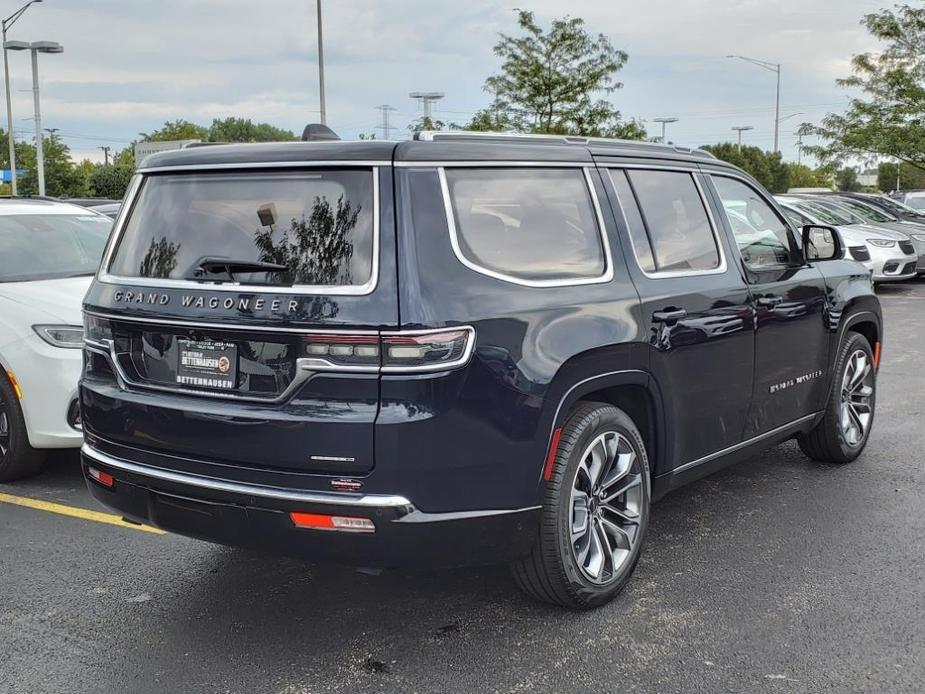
<box><xmin>652</xmin><ymin>308</ymin><xmax>687</xmax><ymax>323</ymax></box>
<box><xmin>756</xmin><ymin>296</ymin><xmax>784</xmax><ymax>307</ymax></box>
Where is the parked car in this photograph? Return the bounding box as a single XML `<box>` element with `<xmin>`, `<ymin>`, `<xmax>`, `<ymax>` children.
<box><xmin>79</xmin><ymin>132</ymin><xmax>881</xmax><ymax>609</ymax></box>
<box><xmin>826</xmin><ymin>192</ymin><xmax>925</xmax><ymax>223</ymax></box>
<box><xmin>0</xmin><ymin>200</ymin><xmax>114</xmax><ymax>480</ymax></box>
<box><xmin>823</xmin><ymin>195</ymin><xmax>925</xmax><ymax>273</ymax></box>
<box><xmin>894</xmin><ymin>190</ymin><xmax>925</xmax><ymax>211</ymax></box>
<box><xmin>88</xmin><ymin>202</ymin><xmax>121</xmax><ymax>220</ymax></box>
<box><xmin>776</xmin><ymin>196</ymin><xmax>918</xmax><ymax>282</ymax></box>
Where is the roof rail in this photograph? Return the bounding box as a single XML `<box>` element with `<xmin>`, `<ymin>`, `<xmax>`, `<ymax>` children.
<box><xmin>414</xmin><ymin>130</ymin><xmax>716</xmax><ymax>159</ymax></box>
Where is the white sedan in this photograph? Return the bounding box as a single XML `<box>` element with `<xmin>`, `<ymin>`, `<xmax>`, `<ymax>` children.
<box><xmin>0</xmin><ymin>199</ymin><xmax>112</xmax><ymax>480</ymax></box>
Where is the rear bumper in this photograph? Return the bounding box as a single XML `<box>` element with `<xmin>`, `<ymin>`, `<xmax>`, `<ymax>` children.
<box><xmin>81</xmin><ymin>443</ymin><xmax>539</xmax><ymax>568</ymax></box>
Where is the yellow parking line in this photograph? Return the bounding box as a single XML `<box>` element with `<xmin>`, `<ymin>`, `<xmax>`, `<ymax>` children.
<box><xmin>0</xmin><ymin>491</ymin><xmax>165</xmax><ymax>535</ymax></box>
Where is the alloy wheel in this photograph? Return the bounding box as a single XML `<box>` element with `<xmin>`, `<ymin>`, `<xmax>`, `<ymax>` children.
<box><xmin>569</xmin><ymin>431</ymin><xmax>644</xmax><ymax>584</ymax></box>
<box><xmin>840</xmin><ymin>349</ymin><xmax>874</xmax><ymax>447</ymax></box>
<box><xmin>0</xmin><ymin>401</ymin><xmax>9</xmax><ymax>459</ymax></box>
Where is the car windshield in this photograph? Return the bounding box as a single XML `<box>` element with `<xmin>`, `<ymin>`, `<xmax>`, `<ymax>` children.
<box><xmin>0</xmin><ymin>212</ymin><xmax>113</xmax><ymax>282</ymax></box>
<box><xmin>835</xmin><ymin>198</ymin><xmax>896</xmax><ymax>223</ymax></box>
<box><xmin>792</xmin><ymin>201</ymin><xmax>844</xmax><ymax>226</ymax></box>
<box><xmin>872</xmin><ymin>196</ymin><xmax>925</xmax><ymax>217</ymax></box>
<box><xmin>809</xmin><ymin>199</ymin><xmax>864</xmax><ymax>224</ymax></box>
<box><xmin>905</xmin><ymin>197</ymin><xmax>925</xmax><ymax>211</ymax></box>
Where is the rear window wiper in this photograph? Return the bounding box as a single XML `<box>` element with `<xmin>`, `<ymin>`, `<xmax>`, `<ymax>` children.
<box><xmin>186</xmin><ymin>257</ymin><xmax>292</xmax><ymax>285</ymax></box>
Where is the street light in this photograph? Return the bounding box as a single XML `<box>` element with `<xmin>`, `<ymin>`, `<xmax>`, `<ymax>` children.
<box><xmin>5</xmin><ymin>39</ymin><xmax>62</xmax><ymax>196</ymax></box>
<box><xmin>2</xmin><ymin>0</ymin><xmax>42</xmax><ymax>196</ymax></box>
<box><xmin>316</xmin><ymin>0</ymin><xmax>325</xmax><ymax>125</ymax></box>
<box><xmin>727</xmin><ymin>54</ymin><xmax>781</xmax><ymax>154</ymax></box>
<box><xmin>653</xmin><ymin>117</ymin><xmax>678</xmax><ymax>144</ymax></box>
<box><xmin>732</xmin><ymin>125</ymin><xmax>754</xmax><ymax>151</ymax></box>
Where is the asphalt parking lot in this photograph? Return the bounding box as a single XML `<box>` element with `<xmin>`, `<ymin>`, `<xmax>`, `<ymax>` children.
<box><xmin>2</xmin><ymin>282</ymin><xmax>924</xmax><ymax>694</ymax></box>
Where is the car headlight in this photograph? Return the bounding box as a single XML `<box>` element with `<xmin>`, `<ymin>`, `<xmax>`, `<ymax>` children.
<box><xmin>32</xmin><ymin>324</ymin><xmax>84</xmax><ymax>349</ymax></box>
<box><xmin>866</xmin><ymin>239</ymin><xmax>896</xmax><ymax>248</ymax></box>
<box><xmin>911</xmin><ymin>233</ymin><xmax>925</xmax><ymax>242</ymax></box>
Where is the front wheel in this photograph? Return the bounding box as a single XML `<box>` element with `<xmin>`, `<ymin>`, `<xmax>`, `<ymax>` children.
<box><xmin>0</xmin><ymin>372</ymin><xmax>46</xmax><ymax>481</ymax></box>
<box><xmin>798</xmin><ymin>332</ymin><xmax>876</xmax><ymax>464</ymax></box>
<box><xmin>512</xmin><ymin>402</ymin><xmax>651</xmax><ymax>609</ymax></box>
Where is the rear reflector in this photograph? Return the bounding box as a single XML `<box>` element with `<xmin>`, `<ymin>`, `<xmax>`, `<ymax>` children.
<box><xmin>543</xmin><ymin>427</ymin><xmax>563</xmax><ymax>481</ymax></box>
<box><xmin>289</xmin><ymin>512</ymin><xmax>375</xmax><ymax>533</ymax></box>
<box><xmin>87</xmin><ymin>466</ymin><xmax>114</xmax><ymax>488</ymax></box>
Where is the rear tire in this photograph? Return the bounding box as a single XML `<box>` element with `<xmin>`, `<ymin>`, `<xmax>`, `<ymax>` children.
<box><xmin>512</xmin><ymin>402</ymin><xmax>651</xmax><ymax>610</ymax></box>
<box><xmin>0</xmin><ymin>372</ymin><xmax>46</xmax><ymax>482</ymax></box>
<box><xmin>798</xmin><ymin>332</ymin><xmax>876</xmax><ymax>464</ymax></box>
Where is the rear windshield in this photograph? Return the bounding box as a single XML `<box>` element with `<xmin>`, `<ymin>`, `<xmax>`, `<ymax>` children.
<box><xmin>0</xmin><ymin>213</ymin><xmax>112</xmax><ymax>282</ymax></box>
<box><xmin>108</xmin><ymin>170</ymin><xmax>375</xmax><ymax>287</ymax></box>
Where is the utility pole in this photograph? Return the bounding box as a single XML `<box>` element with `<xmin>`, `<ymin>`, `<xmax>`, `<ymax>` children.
<box><xmin>653</xmin><ymin>117</ymin><xmax>678</xmax><ymax>144</ymax></box>
<box><xmin>795</xmin><ymin>132</ymin><xmax>803</xmax><ymax>165</ymax></box>
<box><xmin>732</xmin><ymin>125</ymin><xmax>754</xmax><ymax>151</ymax></box>
<box><xmin>99</xmin><ymin>145</ymin><xmax>111</xmax><ymax>166</ymax></box>
<box><xmin>409</xmin><ymin>91</ymin><xmax>445</xmax><ymax>129</ymax></box>
<box><xmin>375</xmin><ymin>104</ymin><xmax>397</xmax><ymax>140</ymax></box>
<box><xmin>727</xmin><ymin>55</ymin><xmax>781</xmax><ymax>153</ymax></box>
<box><xmin>316</xmin><ymin>0</ymin><xmax>326</xmax><ymax>125</ymax></box>
<box><xmin>2</xmin><ymin>1</ymin><xmax>44</xmax><ymax>196</ymax></box>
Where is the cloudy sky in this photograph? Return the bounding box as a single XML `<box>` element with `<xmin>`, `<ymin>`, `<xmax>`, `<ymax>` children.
<box><xmin>3</xmin><ymin>0</ymin><xmax>884</xmax><ymax>164</ymax></box>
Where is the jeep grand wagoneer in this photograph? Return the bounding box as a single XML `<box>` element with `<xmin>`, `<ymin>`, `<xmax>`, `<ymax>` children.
<box><xmin>80</xmin><ymin>131</ymin><xmax>881</xmax><ymax>609</ymax></box>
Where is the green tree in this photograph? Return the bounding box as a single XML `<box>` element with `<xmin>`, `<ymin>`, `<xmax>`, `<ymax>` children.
<box><xmin>16</xmin><ymin>132</ymin><xmax>89</xmax><ymax>198</ymax></box>
<box><xmin>877</xmin><ymin>161</ymin><xmax>925</xmax><ymax>191</ymax></box>
<box><xmin>835</xmin><ymin>166</ymin><xmax>862</xmax><ymax>192</ymax></box>
<box><xmin>469</xmin><ymin>10</ymin><xmax>644</xmax><ymax>139</ymax></box>
<box><xmin>207</xmin><ymin>117</ymin><xmax>295</xmax><ymax>142</ymax></box>
<box><xmin>700</xmin><ymin>143</ymin><xmax>791</xmax><ymax>193</ymax></box>
<box><xmin>140</xmin><ymin>119</ymin><xmax>209</xmax><ymax>142</ymax></box>
<box><xmin>807</xmin><ymin>3</ymin><xmax>925</xmax><ymax>171</ymax></box>
<box><xmin>90</xmin><ymin>163</ymin><xmax>134</xmax><ymax>198</ymax></box>
<box><xmin>786</xmin><ymin>163</ymin><xmax>829</xmax><ymax>190</ymax></box>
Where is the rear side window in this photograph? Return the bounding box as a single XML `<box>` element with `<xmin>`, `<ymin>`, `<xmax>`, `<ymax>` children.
<box><xmin>443</xmin><ymin>168</ymin><xmax>607</xmax><ymax>283</ymax></box>
<box><xmin>624</xmin><ymin>170</ymin><xmax>720</xmax><ymax>273</ymax></box>
<box><xmin>108</xmin><ymin>170</ymin><xmax>376</xmax><ymax>288</ymax></box>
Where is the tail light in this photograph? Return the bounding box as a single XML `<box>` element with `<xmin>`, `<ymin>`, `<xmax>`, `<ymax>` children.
<box><xmin>301</xmin><ymin>327</ymin><xmax>474</xmax><ymax>373</ymax></box>
<box><xmin>84</xmin><ymin>314</ymin><xmax>113</xmax><ymax>344</ymax></box>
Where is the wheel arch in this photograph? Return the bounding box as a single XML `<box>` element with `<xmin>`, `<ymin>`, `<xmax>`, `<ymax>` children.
<box><xmin>539</xmin><ymin>367</ymin><xmax>668</xmax><ymax>492</ymax></box>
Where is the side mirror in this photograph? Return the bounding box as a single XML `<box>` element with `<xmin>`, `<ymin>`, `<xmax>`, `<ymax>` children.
<box><xmin>802</xmin><ymin>224</ymin><xmax>842</xmax><ymax>261</ymax></box>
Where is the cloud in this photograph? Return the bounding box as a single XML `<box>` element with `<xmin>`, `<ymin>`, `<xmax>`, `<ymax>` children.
<box><xmin>1</xmin><ymin>0</ymin><xmax>881</xmax><ymax>162</ymax></box>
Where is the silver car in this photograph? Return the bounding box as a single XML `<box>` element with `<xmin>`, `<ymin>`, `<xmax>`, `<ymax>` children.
<box><xmin>804</xmin><ymin>195</ymin><xmax>925</xmax><ymax>273</ymax></box>
<box><xmin>776</xmin><ymin>196</ymin><xmax>917</xmax><ymax>282</ymax></box>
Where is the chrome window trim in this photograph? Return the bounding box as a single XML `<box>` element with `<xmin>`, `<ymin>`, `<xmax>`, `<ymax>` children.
<box><xmin>81</xmin><ymin>442</ymin><xmax>415</xmax><ymax>510</ymax></box>
<box><xmin>437</xmin><ymin>166</ymin><xmax>615</xmax><ymax>288</ymax></box>
<box><xmin>98</xmin><ymin>166</ymin><xmax>381</xmax><ymax>297</ymax></box>
<box><xmin>603</xmin><ymin>166</ymin><xmax>728</xmax><ymax>279</ymax></box>
<box><xmin>395</xmin><ymin>160</ymin><xmax>590</xmax><ymax>168</ymax></box>
<box><xmin>598</xmin><ymin>162</ymin><xmax>702</xmax><ymax>173</ymax></box>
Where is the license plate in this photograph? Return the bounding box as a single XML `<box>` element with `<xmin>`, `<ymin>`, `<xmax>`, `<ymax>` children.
<box><xmin>176</xmin><ymin>339</ymin><xmax>237</xmax><ymax>390</ymax></box>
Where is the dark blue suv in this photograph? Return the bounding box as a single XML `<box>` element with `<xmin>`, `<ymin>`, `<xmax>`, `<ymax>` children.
<box><xmin>80</xmin><ymin>131</ymin><xmax>881</xmax><ymax>608</ymax></box>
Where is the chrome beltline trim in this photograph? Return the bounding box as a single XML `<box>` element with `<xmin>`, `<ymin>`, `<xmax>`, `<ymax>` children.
<box><xmin>395</xmin><ymin>160</ymin><xmax>590</xmax><ymax>168</ymax></box>
<box><xmin>672</xmin><ymin>412</ymin><xmax>820</xmax><ymax>474</ymax></box>
<box><xmin>81</xmin><ymin>443</ymin><xmax>415</xmax><ymax>509</ymax></box>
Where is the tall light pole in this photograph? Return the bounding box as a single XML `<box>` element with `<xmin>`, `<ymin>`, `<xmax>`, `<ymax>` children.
<box><xmin>5</xmin><ymin>39</ymin><xmax>62</xmax><ymax>196</ymax></box>
<box><xmin>653</xmin><ymin>117</ymin><xmax>678</xmax><ymax>144</ymax></box>
<box><xmin>409</xmin><ymin>92</ymin><xmax>445</xmax><ymax>129</ymax></box>
<box><xmin>316</xmin><ymin>0</ymin><xmax>326</xmax><ymax>125</ymax></box>
<box><xmin>2</xmin><ymin>0</ymin><xmax>43</xmax><ymax>196</ymax></box>
<box><xmin>727</xmin><ymin>55</ymin><xmax>781</xmax><ymax>153</ymax></box>
<box><xmin>732</xmin><ymin>125</ymin><xmax>754</xmax><ymax>151</ymax></box>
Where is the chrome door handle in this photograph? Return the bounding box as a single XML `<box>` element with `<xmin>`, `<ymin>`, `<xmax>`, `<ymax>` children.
<box><xmin>756</xmin><ymin>296</ymin><xmax>783</xmax><ymax>307</ymax></box>
<box><xmin>652</xmin><ymin>308</ymin><xmax>687</xmax><ymax>323</ymax></box>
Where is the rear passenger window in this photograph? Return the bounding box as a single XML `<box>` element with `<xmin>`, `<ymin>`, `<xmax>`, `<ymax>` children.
<box><xmin>443</xmin><ymin>168</ymin><xmax>607</xmax><ymax>283</ymax></box>
<box><xmin>625</xmin><ymin>170</ymin><xmax>720</xmax><ymax>273</ymax></box>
